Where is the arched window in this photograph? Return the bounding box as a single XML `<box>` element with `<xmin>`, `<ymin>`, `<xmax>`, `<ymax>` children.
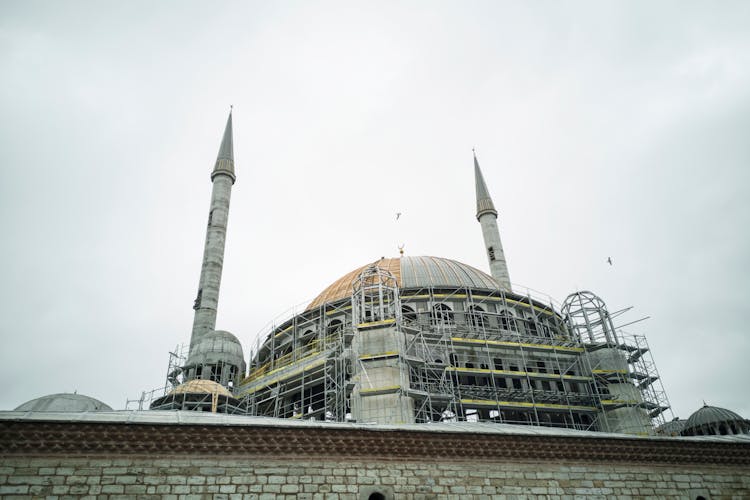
<box><xmin>327</xmin><ymin>319</ymin><xmax>343</xmax><ymax>336</ymax></box>
<box><xmin>401</xmin><ymin>304</ymin><xmax>417</xmax><ymax>322</ymax></box>
<box><xmin>302</xmin><ymin>330</ymin><xmax>316</xmax><ymax>352</ymax></box>
<box><xmin>526</xmin><ymin>317</ymin><xmax>538</xmax><ymax>336</ymax></box>
<box><xmin>539</xmin><ymin>320</ymin><xmax>553</xmax><ymax>339</ymax></box>
<box><xmin>467</xmin><ymin>305</ymin><xmax>486</xmax><ymax>328</ymax></box>
<box><xmin>498</xmin><ymin>310</ymin><xmax>514</xmax><ymax>331</ymax></box>
<box><xmin>431</xmin><ymin>303</ymin><xmax>454</xmax><ymax>324</ymax></box>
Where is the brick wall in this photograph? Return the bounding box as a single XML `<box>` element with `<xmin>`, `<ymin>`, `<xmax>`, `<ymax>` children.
<box><xmin>1</xmin><ymin>457</ymin><xmax>748</xmax><ymax>499</ymax></box>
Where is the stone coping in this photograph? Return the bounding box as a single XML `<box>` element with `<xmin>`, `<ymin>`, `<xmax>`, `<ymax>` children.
<box><xmin>1</xmin><ymin>410</ymin><xmax>749</xmax><ymax>443</ymax></box>
<box><xmin>1</xmin><ymin>411</ymin><xmax>749</xmax><ymax>465</ymax></box>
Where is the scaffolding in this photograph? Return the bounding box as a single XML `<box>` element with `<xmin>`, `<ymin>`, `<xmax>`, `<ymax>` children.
<box><xmin>626</xmin><ymin>333</ymin><xmax>672</xmax><ymax>426</ymax></box>
<box><xmin>194</xmin><ymin>281</ymin><xmax>671</xmax><ymax>434</ymax></box>
<box><xmin>562</xmin><ymin>291</ymin><xmax>672</xmax><ymax>433</ymax></box>
<box><xmin>402</xmin><ymin>286</ymin><xmax>598</xmax><ymax>430</ymax></box>
<box><xmin>238</xmin><ymin>299</ymin><xmax>350</xmax><ymax>421</ymax></box>
<box><xmin>149</xmin><ymin>385</ymin><xmax>246</xmax><ymax>414</ymax></box>
<box><xmin>126</xmin><ymin>343</ymin><xmax>188</xmax><ymax>410</ymax></box>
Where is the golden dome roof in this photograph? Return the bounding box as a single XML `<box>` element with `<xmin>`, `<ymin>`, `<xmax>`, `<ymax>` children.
<box><xmin>307</xmin><ymin>256</ymin><xmax>499</xmax><ymax>310</ymax></box>
<box><xmin>169</xmin><ymin>379</ymin><xmax>232</xmax><ymax>397</ymax></box>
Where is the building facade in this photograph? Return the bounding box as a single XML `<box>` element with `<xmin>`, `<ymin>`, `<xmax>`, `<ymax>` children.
<box><xmin>4</xmin><ymin>112</ymin><xmax>750</xmax><ymax>499</ymax></box>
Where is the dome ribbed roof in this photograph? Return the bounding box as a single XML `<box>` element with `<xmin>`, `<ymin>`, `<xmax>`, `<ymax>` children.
<box><xmin>14</xmin><ymin>393</ymin><xmax>112</xmax><ymax>412</ymax></box>
<box><xmin>188</xmin><ymin>330</ymin><xmax>244</xmax><ymax>366</ymax></box>
<box><xmin>684</xmin><ymin>405</ymin><xmax>746</xmax><ymax>431</ymax></box>
<box><xmin>307</xmin><ymin>256</ymin><xmax>500</xmax><ymax>309</ymax></box>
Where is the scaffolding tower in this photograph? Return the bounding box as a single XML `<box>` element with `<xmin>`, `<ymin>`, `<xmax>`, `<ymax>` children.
<box><xmin>562</xmin><ymin>291</ymin><xmax>672</xmax><ymax>433</ymax></box>
<box><xmin>402</xmin><ymin>286</ymin><xmax>598</xmax><ymax>430</ymax></box>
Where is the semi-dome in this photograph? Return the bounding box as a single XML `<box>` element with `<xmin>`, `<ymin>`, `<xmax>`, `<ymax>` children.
<box><xmin>682</xmin><ymin>404</ymin><xmax>750</xmax><ymax>436</ymax></box>
<box><xmin>307</xmin><ymin>256</ymin><xmax>501</xmax><ymax>309</ymax></box>
<box><xmin>14</xmin><ymin>393</ymin><xmax>112</xmax><ymax>412</ymax></box>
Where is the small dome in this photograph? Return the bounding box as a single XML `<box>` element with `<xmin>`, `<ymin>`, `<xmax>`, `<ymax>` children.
<box><xmin>656</xmin><ymin>417</ymin><xmax>686</xmax><ymax>436</ymax></box>
<box><xmin>308</xmin><ymin>256</ymin><xmax>500</xmax><ymax>309</ymax></box>
<box><xmin>169</xmin><ymin>379</ymin><xmax>232</xmax><ymax>398</ymax></box>
<box><xmin>14</xmin><ymin>393</ymin><xmax>112</xmax><ymax>412</ymax></box>
<box><xmin>188</xmin><ymin>330</ymin><xmax>244</xmax><ymax>367</ymax></box>
<box><xmin>682</xmin><ymin>404</ymin><xmax>749</xmax><ymax>436</ymax></box>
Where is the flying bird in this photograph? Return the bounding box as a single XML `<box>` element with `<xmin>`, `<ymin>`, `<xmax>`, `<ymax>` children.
<box><xmin>607</xmin><ymin>257</ymin><xmax>613</xmax><ymax>266</ymax></box>
<box><xmin>396</xmin><ymin>212</ymin><xmax>402</xmax><ymax>220</ymax></box>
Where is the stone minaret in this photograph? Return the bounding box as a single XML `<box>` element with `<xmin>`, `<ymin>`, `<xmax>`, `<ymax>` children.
<box><xmin>474</xmin><ymin>151</ymin><xmax>512</xmax><ymax>291</ymax></box>
<box><xmin>189</xmin><ymin>111</ymin><xmax>236</xmax><ymax>352</ymax></box>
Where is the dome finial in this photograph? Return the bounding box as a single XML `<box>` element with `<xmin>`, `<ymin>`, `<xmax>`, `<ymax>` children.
<box><xmin>398</xmin><ymin>243</ymin><xmax>405</xmax><ymax>256</ymax></box>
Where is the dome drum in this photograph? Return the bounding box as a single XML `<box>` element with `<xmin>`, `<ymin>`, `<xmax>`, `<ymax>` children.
<box><xmin>150</xmin><ymin>379</ymin><xmax>243</xmax><ymax>414</ymax></box>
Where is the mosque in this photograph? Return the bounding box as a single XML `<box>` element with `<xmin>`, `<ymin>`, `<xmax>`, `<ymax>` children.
<box><xmin>139</xmin><ymin>111</ymin><xmax>743</xmax><ymax>438</ymax></box>
<box><xmin>3</xmin><ymin>112</ymin><xmax>749</xmax><ymax>499</ymax></box>
<box><xmin>11</xmin><ymin>110</ymin><xmax>749</xmax><ymax>438</ymax></box>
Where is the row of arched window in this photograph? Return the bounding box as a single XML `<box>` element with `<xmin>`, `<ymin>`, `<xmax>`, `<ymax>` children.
<box><xmin>401</xmin><ymin>303</ymin><xmax>559</xmax><ymax>339</ymax></box>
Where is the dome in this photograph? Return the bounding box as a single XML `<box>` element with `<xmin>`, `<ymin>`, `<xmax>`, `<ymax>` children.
<box><xmin>14</xmin><ymin>393</ymin><xmax>112</xmax><ymax>412</ymax></box>
<box><xmin>656</xmin><ymin>417</ymin><xmax>686</xmax><ymax>436</ymax></box>
<box><xmin>187</xmin><ymin>330</ymin><xmax>244</xmax><ymax>367</ymax></box>
<box><xmin>682</xmin><ymin>404</ymin><xmax>749</xmax><ymax>436</ymax></box>
<box><xmin>169</xmin><ymin>379</ymin><xmax>232</xmax><ymax>398</ymax></box>
<box><xmin>307</xmin><ymin>256</ymin><xmax>500</xmax><ymax>309</ymax></box>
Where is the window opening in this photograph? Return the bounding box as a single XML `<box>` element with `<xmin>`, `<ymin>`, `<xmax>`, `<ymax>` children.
<box><xmin>432</xmin><ymin>303</ymin><xmax>454</xmax><ymax>324</ymax></box>
<box><xmin>402</xmin><ymin>305</ymin><xmax>417</xmax><ymax>322</ymax></box>
<box><xmin>468</xmin><ymin>305</ymin><xmax>485</xmax><ymax>328</ymax></box>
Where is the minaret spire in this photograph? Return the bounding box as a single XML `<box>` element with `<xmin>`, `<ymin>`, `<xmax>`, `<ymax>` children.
<box><xmin>473</xmin><ymin>150</ymin><xmax>512</xmax><ymax>291</ymax></box>
<box><xmin>188</xmin><ymin>111</ymin><xmax>236</xmax><ymax>356</ymax></box>
<box><xmin>474</xmin><ymin>150</ymin><xmax>497</xmax><ymax>219</ymax></box>
<box><xmin>212</xmin><ymin>109</ymin><xmax>235</xmax><ymax>183</ymax></box>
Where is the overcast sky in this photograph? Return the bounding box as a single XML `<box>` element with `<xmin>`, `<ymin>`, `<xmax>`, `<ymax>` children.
<box><xmin>1</xmin><ymin>1</ymin><xmax>748</xmax><ymax>422</ymax></box>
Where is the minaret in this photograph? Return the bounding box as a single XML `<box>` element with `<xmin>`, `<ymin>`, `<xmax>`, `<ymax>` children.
<box><xmin>189</xmin><ymin>111</ymin><xmax>236</xmax><ymax>352</ymax></box>
<box><xmin>474</xmin><ymin>151</ymin><xmax>512</xmax><ymax>291</ymax></box>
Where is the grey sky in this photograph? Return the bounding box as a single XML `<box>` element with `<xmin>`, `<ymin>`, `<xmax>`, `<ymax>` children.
<box><xmin>1</xmin><ymin>1</ymin><xmax>749</xmax><ymax>420</ymax></box>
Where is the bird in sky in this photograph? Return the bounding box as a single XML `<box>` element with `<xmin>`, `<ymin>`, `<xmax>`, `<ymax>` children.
<box><xmin>396</xmin><ymin>212</ymin><xmax>401</xmax><ymax>220</ymax></box>
<box><xmin>607</xmin><ymin>257</ymin><xmax>613</xmax><ymax>266</ymax></box>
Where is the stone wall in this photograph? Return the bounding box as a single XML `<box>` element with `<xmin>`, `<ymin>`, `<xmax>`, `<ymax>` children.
<box><xmin>2</xmin><ymin>457</ymin><xmax>747</xmax><ymax>499</ymax></box>
<box><xmin>1</xmin><ymin>413</ymin><xmax>749</xmax><ymax>499</ymax></box>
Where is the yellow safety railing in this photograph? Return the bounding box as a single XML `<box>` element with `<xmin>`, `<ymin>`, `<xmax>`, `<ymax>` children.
<box><xmin>242</xmin><ymin>332</ymin><xmax>342</xmax><ymax>384</ymax></box>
